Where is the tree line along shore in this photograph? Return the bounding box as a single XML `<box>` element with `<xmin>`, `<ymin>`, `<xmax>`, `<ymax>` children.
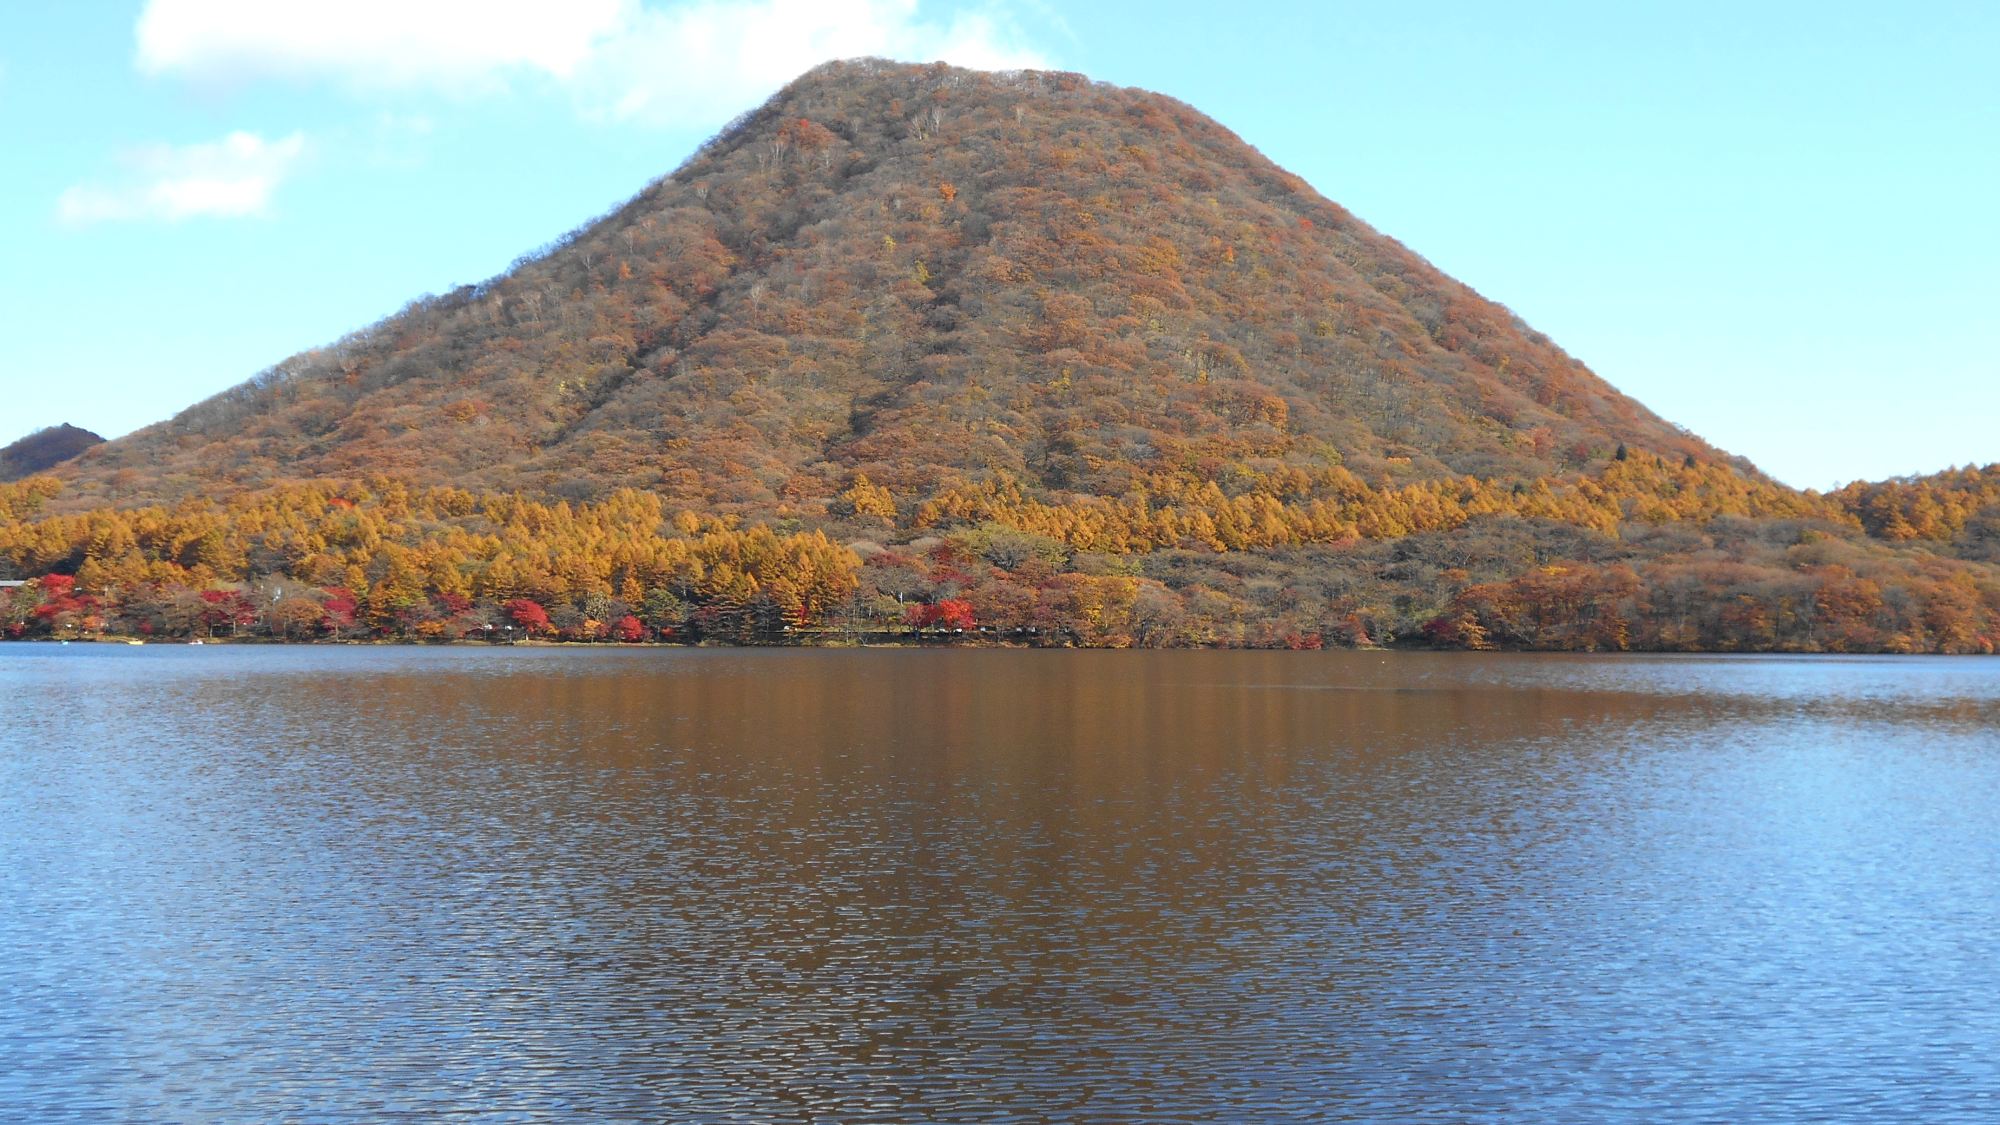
<box><xmin>5</xmin><ymin>465</ymin><xmax>1997</xmax><ymax>652</ymax></box>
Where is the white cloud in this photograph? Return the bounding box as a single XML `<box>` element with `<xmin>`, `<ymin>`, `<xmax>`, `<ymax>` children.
<box><xmin>57</xmin><ymin>131</ymin><xmax>309</xmax><ymax>226</ymax></box>
<box><xmin>133</xmin><ymin>0</ymin><xmax>1051</xmax><ymax>123</ymax></box>
<box><xmin>136</xmin><ymin>0</ymin><xmax>625</xmax><ymax>90</ymax></box>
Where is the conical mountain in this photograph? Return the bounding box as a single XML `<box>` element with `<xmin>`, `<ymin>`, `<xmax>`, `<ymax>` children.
<box><xmin>62</xmin><ymin>59</ymin><xmax>1733</xmax><ymax>513</ymax></box>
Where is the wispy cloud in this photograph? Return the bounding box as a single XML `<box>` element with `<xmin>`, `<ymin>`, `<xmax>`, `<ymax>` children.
<box><xmin>136</xmin><ymin>0</ymin><xmax>625</xmax><ymax>91</ymax></box>
<box><xmin>133</xmin><ymin>0</ymin><xmax>1052</xmax><ymax>124</ymax></box>
<box><xmin>57</xmin><ymin>131</ymin><xmax>309</xmax><ymax>226</ymax></box>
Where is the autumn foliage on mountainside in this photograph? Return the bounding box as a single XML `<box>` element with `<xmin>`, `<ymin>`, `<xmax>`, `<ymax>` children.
<box><xmin>6</xmin><ymin>62</ymin><xmax>1996</xmax><ymax>651</ymax></box>
<box><xmin>52</xmin><ymin>60</ymin><xmax>1731</xmax><ymax>516</ymax></box>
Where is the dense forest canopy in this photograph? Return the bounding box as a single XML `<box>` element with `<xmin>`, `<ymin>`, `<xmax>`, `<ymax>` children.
<box><xmin>5</xmin><ymin>459</ymin><xmax>1996</xmax><ymax>651</ymax></box>
<box><xmin>4</xmin><ymin>61</ymin><xmax>1995</xmax><ymax>651</ymax></box>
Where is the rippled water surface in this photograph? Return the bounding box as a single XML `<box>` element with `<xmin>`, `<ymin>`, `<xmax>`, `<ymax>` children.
<box><xmin>3</xmin><ymin>647</ymin><xmax>1998</xmax><ymax>1122</ymax></box>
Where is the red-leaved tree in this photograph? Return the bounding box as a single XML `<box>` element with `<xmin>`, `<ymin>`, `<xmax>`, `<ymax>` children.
<box><xmin>908</xmin><ymin>598</ymin><xmax>976</xmax><ymax>631</ymax></box>
<box><xmin>504</xmin><ymin>599</ymin><xmax>552</xmax><ymax>635</ymax></box>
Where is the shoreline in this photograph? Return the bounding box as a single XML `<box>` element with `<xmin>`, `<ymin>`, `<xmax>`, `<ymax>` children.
<box><xmin>2</xmin><ymin>635</ymin><xmax>1984</xmax><ymax>656</ymax></box>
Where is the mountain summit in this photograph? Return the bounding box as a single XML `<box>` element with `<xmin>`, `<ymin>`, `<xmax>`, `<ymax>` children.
<box><xmin>65</xmin><ymin>59</ymin><xmax>1722</xmax><ymax>511</ymax></box>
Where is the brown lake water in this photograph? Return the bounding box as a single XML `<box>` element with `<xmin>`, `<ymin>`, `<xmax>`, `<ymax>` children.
<box><xmin>3</xmin><ymin>646</ymin><xmax>1998</xmax><ymax>1122</ymax></box>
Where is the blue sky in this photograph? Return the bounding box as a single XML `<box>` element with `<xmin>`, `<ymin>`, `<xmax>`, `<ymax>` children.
<box><xmin>2</xmin><ymin>1</ymin><xmax>1994</xmax><ymax>490</ymax></box>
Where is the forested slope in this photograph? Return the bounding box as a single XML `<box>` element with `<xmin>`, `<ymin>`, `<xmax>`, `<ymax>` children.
<box><xmin>57</xmin><ymin>60</ymin><xmax>1727</xmax><ymax>512</ymax></box>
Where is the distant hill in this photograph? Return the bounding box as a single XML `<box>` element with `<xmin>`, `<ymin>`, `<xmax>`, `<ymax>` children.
<box><xmin>1830</xmin><ymin>464</ymin><xmax>2000</xmax><ymax>563</ymax></box>
<box><xmin>5</xmin><ymin>62</ymin><xmax>1996</xmax><ymax>651</ymax></box>
<box><xmin>0</xmin><ymin>425</ymin><xmax>103</xmax><ymax>482</ymax></box>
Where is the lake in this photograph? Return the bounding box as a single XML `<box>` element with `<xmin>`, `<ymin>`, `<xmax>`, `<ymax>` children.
<box><xmin>3</xmin><ymin>646</ymin><xmax>1997</xmax><ymax>1122</ymax></box>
